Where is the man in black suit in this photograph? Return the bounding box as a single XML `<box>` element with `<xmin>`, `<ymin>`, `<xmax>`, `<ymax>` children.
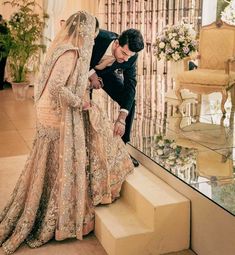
<box><xmin>89</xmin><ymin>29</ymin><xmax>144</xmax><ymax>166</ymax></box>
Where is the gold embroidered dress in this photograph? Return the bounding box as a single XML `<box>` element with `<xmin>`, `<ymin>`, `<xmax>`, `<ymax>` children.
<box><xmin>0</xmin><ymin>12</ymin><xmax>133</xmax><ymax>254</ymax></box>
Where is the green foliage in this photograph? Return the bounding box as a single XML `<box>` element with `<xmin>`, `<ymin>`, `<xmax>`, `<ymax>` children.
<box><xmin>0</xmin><ymin>0</ymin><xmax>46</xmax><ymax>82</ymax></box>
<box><xmin>216</xmin><ymin>0</ymin><xmax>230</xmax><ymax>21</ymax></box>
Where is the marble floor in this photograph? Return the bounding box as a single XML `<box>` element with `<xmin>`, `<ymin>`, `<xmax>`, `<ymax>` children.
<box><xmin>0</xmin><ymin>88</ymin><xmax>196</xmax><ymax>254</ymax></box>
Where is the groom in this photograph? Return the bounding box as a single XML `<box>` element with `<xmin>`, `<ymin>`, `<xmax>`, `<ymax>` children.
<box><xmin>89</xmin><ymin>28</ymin><xmax>144</xmax><ymax>167</ymax></box>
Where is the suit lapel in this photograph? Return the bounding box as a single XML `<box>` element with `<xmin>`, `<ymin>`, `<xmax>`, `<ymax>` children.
<box><xmin>97</xmin><ymin>61</ymin><xmax>120</xmax><ymax>75</ymax></box>
<box><xmin>111</xmin><ymin>61</ymin><xmax>120</xmax><ymax>70</ymax></box>
<box><xmin>91</xmin><ymin>30</ymin><xmax>118</xmax><ymax>68</ymax></box>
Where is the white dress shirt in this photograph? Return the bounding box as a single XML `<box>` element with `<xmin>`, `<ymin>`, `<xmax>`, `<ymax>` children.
<box><xmin>89</xmin><ymin>41</ymin><xmax>129</xmax><ymax>115</ymax></box>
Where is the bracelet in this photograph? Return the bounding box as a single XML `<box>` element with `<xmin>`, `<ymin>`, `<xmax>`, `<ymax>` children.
<box><xmin>98</xmin><ymin>77</ymin><xmax>104</xmax><ymax>88</ymax></box>
<box><xmin>116</xmin><ymin>119</ymin><xmax>126</xmax><ymax>126</ymax></box>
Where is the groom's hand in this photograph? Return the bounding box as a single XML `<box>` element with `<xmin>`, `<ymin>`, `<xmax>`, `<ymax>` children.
<box><xmin>113</xmin><ymin>119</ymin><xmax>126</xmax><ymax>137</ymax></box>
<box><xmin>89</xmin><ymin>73</ymin><xmax>103</xmax><ymax>89</ymax></box>
<box><xmin>82</xmin><ymin>101</ymin><xmax>91</xmax><ymax>110</ymax></box>
<box><xmin>113</xmin><ymin>112</ymin><xmax>127</xmax><ymax>137</ymax></box>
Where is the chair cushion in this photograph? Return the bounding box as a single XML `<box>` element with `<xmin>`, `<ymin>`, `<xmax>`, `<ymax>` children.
<box><xmin>177</xmin><ymin>69</ymin><xmax>235</xmax><ymax>86</ymax></box>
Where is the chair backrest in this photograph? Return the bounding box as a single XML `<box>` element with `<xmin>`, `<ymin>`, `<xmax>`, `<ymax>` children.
<box><xmin>199</xmin><ymin>21</ymin><xmax>235</xmax><ymax>70</ymax></box>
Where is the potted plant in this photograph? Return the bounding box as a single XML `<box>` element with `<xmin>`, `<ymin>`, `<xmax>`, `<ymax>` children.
<box><xmin>0</xmin><ymin>0</ymin><xmax>46</xmax><ymax>100</ymax></box>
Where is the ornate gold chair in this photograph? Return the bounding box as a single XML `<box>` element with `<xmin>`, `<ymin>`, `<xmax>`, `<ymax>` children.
<box><xmin>176</xmin><ymin>21</ymin><xmax>235</xmax><ymax>115</ymax></box>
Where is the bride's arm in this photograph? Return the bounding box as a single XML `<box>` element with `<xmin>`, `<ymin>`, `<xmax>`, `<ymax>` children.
<box><xmin>47</xmin><ymin>50</ymin><xmax>82</xmax><ymax>108</ymax></box>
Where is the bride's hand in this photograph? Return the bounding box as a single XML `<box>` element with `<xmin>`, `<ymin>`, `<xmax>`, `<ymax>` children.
<box><xmin>82</xmin><ymin>101</ymin><xmax>91</xmax><ymax>110</ymax></box>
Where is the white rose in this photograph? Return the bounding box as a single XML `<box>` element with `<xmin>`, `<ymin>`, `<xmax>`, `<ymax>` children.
<box><xmin>179</xmin><ymin>36</ymin><xmax>184</xmax><ymax>42</ymax></box>
<box><xmin>166</xmin><ymin>159</ymin><xmax>175</xmax><ymax>166</ymax></box>
<box><xmin>168</xmin><ymin>155</ymin><xmax>176</xmax><ymax>160</ymax></box>
<box><xmin>172</xmin><ymin>52</ymin><xmax>180</xmax><ymax>61</ymax></box>
<box><xmin>170</xmin><ymin>39</ymin><xmax>179</xmax><ymax>48</ymax></box>
<box><xmin>159</xmin><ymin>42</ymin><xmax>165</xmax><ymax>49</ymax></box>
<box><xmin>158</xmin><ymin>140</ymin><xmax>165</xmax><ymax>146</ymax></box>
<box><xmin>170</xmin><ymin>142</ymin><xmax>177</xmax><ymax>149</ymax></box>
<box><xmin>176</xmin><ymin>158</ymin><xmax>182</xmax><ymax>164</ymax></box>
<box><xmin>169</xmin><ymin>160</ymin><xmax>175</xmax><ymax>166</ymax></box>
<box><xmin>159</xmin><ymin>52</ymin><xmax>166</xmax><ymax>59</ymax></box>
<box><xmin>179</xmin><ymin>28</ymin><xmax>184</xmax><ymax>34</ymax></box>
<box><xmin>157</xmin><ymin>149</ymin><xmax>164</xmax><ymax>155</ymax></box>
<box><xmin>188</xmin><ymin>29</ymin><xmax>196</xmax><ymax>38</ymax></box>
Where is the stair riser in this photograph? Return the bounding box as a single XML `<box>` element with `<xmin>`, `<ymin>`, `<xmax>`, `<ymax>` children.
<box><xmin>95</xmin><ymin>167</ymin><xmax>190</xmax><ymax>255</ymax></box>
<box><xmin>148</xmin><ymin>202</ymin><xmax>190</xmax><ymax>254</ymax></box>
<box><xmin>95</xmin><ymin>201</ymin><xmax>190</xmax><ymax>255</ymax></box>
<box><xmin>122</xmin><ymin>182</ymin><xmax>155</xmax><ymax>229</ymax></box>
<box><xmin>95</xmin><ymin>214</ymin><xmax>116</xmax><ymax>255</ymax></box>
<box><xmin>95</xmin><ymin>213</ymin><xmax>151</xmax><ymax>255</ymax></box>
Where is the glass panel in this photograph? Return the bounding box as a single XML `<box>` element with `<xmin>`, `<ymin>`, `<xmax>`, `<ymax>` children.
<box><xmin>130</xmin><ymin>74</ymin><xmax>235</xmax><ymax>216</ymax></box>
<box><xmin>97</xmin><ymin>0</ymin><xmax>235</xmax><ymax>216</ymax></box>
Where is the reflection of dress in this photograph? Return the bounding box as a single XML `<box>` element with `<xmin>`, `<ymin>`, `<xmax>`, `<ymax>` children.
<box><xmin>0</xmin><ymin>45</ymin><xmax>133</xmax><ymax>254</ymax></box>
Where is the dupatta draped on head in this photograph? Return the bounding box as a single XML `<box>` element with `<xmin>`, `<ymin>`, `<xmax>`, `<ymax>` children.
<box><xmin>35</xmin><ymin>11</ymin><xmax>96</xmax><ymax>240</ymax></box>
<box><xmin>35</xmin><ymin>11</ymin><xmax>95</xmax><ymax>102</ymax></box>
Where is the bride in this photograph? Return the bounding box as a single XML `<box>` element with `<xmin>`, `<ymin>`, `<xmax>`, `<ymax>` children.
<box><xmin>0</xmin><ymin>11</ymin><xmax>133</xmax><ymax>254</ymax></box>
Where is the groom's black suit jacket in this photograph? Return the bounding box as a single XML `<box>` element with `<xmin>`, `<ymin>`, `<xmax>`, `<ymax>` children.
<box><xmin>90</xmin><ymin>29</ymin><xmax>138</xmax><ymax>112</ymax></box>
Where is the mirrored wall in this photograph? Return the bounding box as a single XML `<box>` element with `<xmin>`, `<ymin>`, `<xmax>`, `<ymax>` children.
<box><xmin>96</xmin><ymin>0</ymin><xmax>235</xmax><ymax>216</ymax></box>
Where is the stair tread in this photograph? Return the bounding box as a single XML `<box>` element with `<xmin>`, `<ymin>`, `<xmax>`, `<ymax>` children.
<box><xmin>125</xmin><ymin>165</ymin><xmax>189</xmax><ymax>207</ymax></box>
<box><xmin>95</xmin><ymin>200</ymin><xmax>151</xmax><ymax>238</ymax></box>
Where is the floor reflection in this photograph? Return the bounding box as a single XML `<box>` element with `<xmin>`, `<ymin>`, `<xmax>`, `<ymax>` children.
<box><xmin>131</xmin><ymin>75</ymin><xmax>235</xmax><ymax>215</ymax></box>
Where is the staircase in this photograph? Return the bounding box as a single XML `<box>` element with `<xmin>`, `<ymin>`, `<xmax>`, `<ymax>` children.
<box><xmin>95</xmin><ymin>165</ymin><xmax>190</xmax><ymax>255</ymax></box>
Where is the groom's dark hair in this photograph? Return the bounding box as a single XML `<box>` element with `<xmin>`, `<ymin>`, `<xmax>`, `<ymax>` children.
<box><xmin>118</xmin><ymin>29</ymin><xmax>144</xmax><ymax>53</ymax></box>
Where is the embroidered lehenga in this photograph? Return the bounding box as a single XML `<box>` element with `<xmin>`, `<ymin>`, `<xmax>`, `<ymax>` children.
<box><xmin>0</xmin><ymin>12</ymin><xmax>133</xmax><ymax>254</ymax></box>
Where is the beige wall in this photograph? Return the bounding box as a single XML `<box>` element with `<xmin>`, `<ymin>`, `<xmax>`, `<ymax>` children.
<box><xmin>62</xmin><ymin>0</ymin><xmax>99</xmax><ymax>19</ymax></box>
<box><xmin>0</xmin><ymin>0</ymin><xmax>43</xmax><ymax>20</ymax></box>
<box><xmin>0</xmin><ymin>0</ymin><xmax>101</xmax><ymax>34</ymax></box>
<box><xmin>129</xmin><ymin>146</ymin><xmax>235</xmax><ymax>255</ymax></box>
<box><xmin>54</xmin><ymin>0</ymin><xmax>101</xmax><ymax>35</ymax></box>
<box><xmin>0</xmin><ymin>0</ymin><xmax>13</xmax><ymax>19</ymax></box>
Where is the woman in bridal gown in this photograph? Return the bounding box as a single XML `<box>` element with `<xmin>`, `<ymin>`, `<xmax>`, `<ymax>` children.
<box><xmin>0</xmin><ymin>11</ymin><xmax>133</xmax><ymax>254</ymax></box>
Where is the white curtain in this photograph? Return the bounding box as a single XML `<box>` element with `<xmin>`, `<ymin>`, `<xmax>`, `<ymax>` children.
<box><xmin>43</xmin><ymin>0</ymin><xmax>101</xmax><ymax>50</ymax></box>
<box><xmin>43</xmin><ymin>0</ymin><xmax>65</xmax><ymax>50</ymax></box>
<box><xmin>202</xmin><ymin>0</ymin><xmax>217</xmax><ymax>26</ymax></box>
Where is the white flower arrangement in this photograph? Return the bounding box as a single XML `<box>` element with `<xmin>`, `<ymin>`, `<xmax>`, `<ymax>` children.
<box><xmin>153</xmin><ymin>135</ymin><xmax>197</xmax><ymax>172</ymax></box>
<box><xmin>221</xmin><ymin>0</ymin><xmax>235</xmax><ymax>25</ymax></box>
<box><xmin>154</xmin><ymin>22</ymin><xmax>197</xmax><ymax>62</ymax></box>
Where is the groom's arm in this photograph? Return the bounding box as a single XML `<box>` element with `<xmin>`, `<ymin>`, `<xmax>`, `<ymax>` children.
<box><xmin>113</xmin><ymin>55</ymin><xmax>138</xmax><ymax>137</ymax></box>
<box><xmin>120</xmin><ymin>54</ymin><xmax>138</xmax><ymax>111</ymax></box>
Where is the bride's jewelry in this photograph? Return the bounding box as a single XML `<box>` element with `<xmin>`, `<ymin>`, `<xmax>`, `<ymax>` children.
<box><xmin>97</xmin><ymin>77</ymin><xmax>104</xmax><ymax>88</ymax></box>
<box><xmin>116</xmin><ymin>119</ymin><xmax>126</xmax><ymax>126</ymax></box>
